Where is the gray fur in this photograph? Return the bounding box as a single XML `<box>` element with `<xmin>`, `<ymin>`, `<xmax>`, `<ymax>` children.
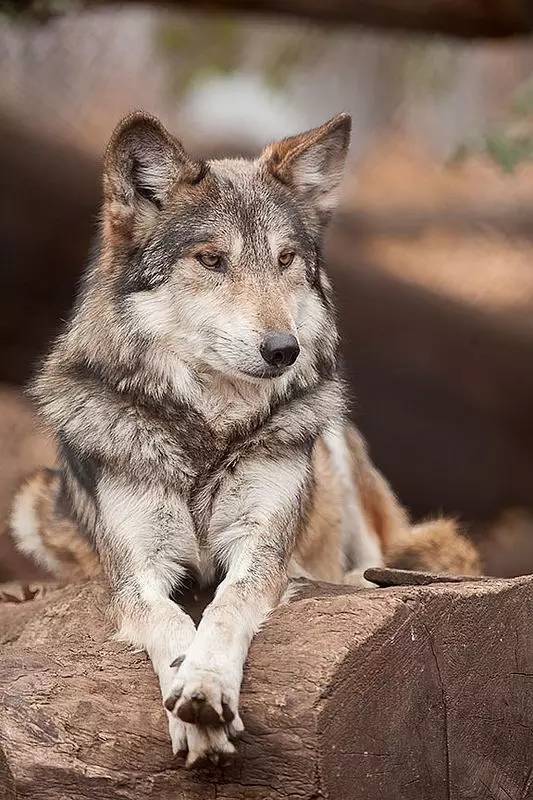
<box><xmin>30</xmin><ymin>110</ymin><xmax>352</xmax><ymax>764</ymax></box>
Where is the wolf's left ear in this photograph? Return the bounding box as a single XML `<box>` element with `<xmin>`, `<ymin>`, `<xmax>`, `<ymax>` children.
<box><xmin>103</xmin><ymin>111</ymin><xmax>205</xmax><ymax>243</ymax></box>
<box><xmin>261</xmin><ymin>113</ymin><xmax>351</xmax><ymax>217</ymax></box>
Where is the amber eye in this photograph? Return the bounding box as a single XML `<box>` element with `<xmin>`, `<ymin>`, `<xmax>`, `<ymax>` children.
<box><xmin>278</xmin><ymin>251</ymin><xmax>295</xmax><ymax>270</ymax></box>
<box><xmin>197</xmin><ymin>252</ymin><xmax>224</xmax><ymax>271</ymax></box>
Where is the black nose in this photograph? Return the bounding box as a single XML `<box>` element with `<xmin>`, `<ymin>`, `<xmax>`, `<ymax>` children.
<box><xmin>260</xmin><ymin>332</ymin><xmax>300</xmax><ymax>369</ymax></box>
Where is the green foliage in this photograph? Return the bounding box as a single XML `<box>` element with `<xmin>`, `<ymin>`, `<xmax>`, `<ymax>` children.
<box><xmin>452</xmin><ymin>76</ymin><xmax>533</xmax><ymax>173</ymax></box>
<box><xmin>484</xmin><ymin>131</ymin><xmax>533</xmax><ymax>173</ymax></box>
<box><xmin>155</xmin><ymin>16</ymin><xmax>244</xmax><ymax>98</ymax></box>
<box><xmin>262</xmin><ymin>33</ymin><xmax>325</xmax><ymax>91</ymax></box>
<box><xmin>154</xmin><ymin>15</ymin><xmax>327</xmax><ymax>101</ymax></box>
<box><xmin>402</xmin><ymin>41</ymin><xmax>461</xmax><ymax>99</ymax></box>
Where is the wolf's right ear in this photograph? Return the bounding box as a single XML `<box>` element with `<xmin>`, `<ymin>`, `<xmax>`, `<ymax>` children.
<box><xmin>103</xmin><ymin>111</ymin><xmax>204</xmax><ymax>244</ymax></box>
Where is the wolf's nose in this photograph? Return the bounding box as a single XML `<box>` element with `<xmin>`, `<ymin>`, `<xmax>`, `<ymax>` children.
<box><xmin>260</xmin><ymin>332</ymin><xmax>300</xmax><ymax>369</ymax></box>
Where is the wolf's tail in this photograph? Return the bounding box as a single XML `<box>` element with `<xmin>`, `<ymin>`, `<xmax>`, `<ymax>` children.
<box><xmin>8</xmin><ymin>468</ymin><xmax>99</xmax><ymax>581</ymax></box>
<box><xmin>384</xmin><ymin>517</ymin><xmax>480</xmax><ymax>575</ymax></box>
<box><xmin>346</xmin><ymin>423</ymin><xmax>481</xmax><ymax>576</ymax></box>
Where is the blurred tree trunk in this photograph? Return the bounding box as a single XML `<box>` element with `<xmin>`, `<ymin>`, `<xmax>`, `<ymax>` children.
<box><xmin>0</xmin><ymin>116</ymin><xmax>99</xmax><ymax>386</ymax></box>
<box><xmin>175</xmin><ymin>0</ymin><xmax>533</xmax><ymax>37</ymax></box>
<box><xmin>19</xmin><ymin>0</ymin><xmax>533</xmax><ymax>38</ymax></box>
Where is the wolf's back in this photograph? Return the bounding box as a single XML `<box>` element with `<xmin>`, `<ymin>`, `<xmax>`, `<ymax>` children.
<box><xmin>9</xmin><ymin>468</ymin><xmax>100</xmax><ymax>581</ymax></box>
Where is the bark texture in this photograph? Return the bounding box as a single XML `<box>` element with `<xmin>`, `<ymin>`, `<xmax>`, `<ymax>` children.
<box><xmin>1</xmin><ymin>574</ymin><xmax>532</xmax><ymax>799</ymax></box>
<box><xmin>15</xmin><ymin>0</ymin><xmax>533</xmax><ymax>37</ymax></box>
<box><xmin>174</xmin><ymin>0</ymin><xmax>533</xmax><ymax>37</ymax></box>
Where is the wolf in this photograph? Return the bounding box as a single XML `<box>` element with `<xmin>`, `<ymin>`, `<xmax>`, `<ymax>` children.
<box><xmin>8</xmin><ymin>111</ymin><xmax>479</xmax><ymax>767</ymax></box>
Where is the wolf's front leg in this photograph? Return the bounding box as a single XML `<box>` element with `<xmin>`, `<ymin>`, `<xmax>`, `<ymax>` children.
<box><xmin>164</xmin><ymin>564</ymin><xmax>287</xmax><ymax>765</ymax></box>
<box><xmin>165</xmin><ymin>453</ymin><xmax>310</xmax><ymax>766</ymax></box>
<box><xmin>118</xmin><ymin>589</ymin><xmax>238</xmax><ymax>762</ymax></box>
<box><xmin>117</xmin><ymin>588</ymin><xmax>196</xmax><ymax>753</ymax></box>
<box><xmin>96</xmin><ymin>479</ymin><xmax>236</xmax><ymax>760</ymax></box>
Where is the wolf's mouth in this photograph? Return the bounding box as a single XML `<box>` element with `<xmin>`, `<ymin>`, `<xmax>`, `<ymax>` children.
<box><xmin>240</xmin><ymin>365</ymin><xmax>288</xmax><ymax>380</ymax></box>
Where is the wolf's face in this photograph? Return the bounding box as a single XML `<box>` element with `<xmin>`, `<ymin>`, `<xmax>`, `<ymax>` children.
<box><xmin>101</xmin><ymin>112</ymin><xmax>350</xmax><ymax>382</ymax></box>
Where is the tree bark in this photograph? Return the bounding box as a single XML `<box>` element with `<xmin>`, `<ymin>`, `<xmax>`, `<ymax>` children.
<box><xmin>179</xmin><ymin>0</ymin><xmax>533</xmax><ymax>37</ymax></box>
<box><xmin>1</xmin><ymin>573</ymin><xmax>532</xmax><ymax>799</ymax></box>
<box><xmin>13</xmin><ymin>0</ymin><xmax>533</xmax><ymax>38</ymax></box>
<box><xmin>14</xmin><ymin>0</ymin><xmax>533</xmax><ymax>37</ymax></box>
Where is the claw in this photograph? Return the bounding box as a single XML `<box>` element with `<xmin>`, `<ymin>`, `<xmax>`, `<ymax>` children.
<box><xmin>219</xmin><ymin>751</ymin><xmax>236</xmax><ymax>768</ymax></box>
<box><xmin>227</xmin><ymin>714</ymin><xmax>245</xmax><ymax>740</ymax></box>
<box><xmin>186</xmin><ymin>751</ymin><xmax>210</xmax><ymax>770</ymax></box>
<box><xmin>164</xmin><ymin>689</ymin><xmax>181</xmax><ymax>712</ymax></box>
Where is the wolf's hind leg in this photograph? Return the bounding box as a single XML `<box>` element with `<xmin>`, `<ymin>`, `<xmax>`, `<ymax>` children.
<box><xmin>9</xmin><ymin>468</ymin><xmax>100</xmax><ymax>581</ymax></box>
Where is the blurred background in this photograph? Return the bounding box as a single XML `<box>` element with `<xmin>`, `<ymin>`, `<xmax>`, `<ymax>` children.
<box><xmin>2</xmin><ymin>0</ymin><xmax>533</xmax><ymax>579</ymax></box>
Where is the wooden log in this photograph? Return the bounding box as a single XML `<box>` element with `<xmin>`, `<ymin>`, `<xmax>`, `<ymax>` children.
<box><xmin>1</xmin><ymin>574</ymin><xmax>532</xmax><ymax>799</ymax></box>
<box><xmin>0</xmin><ymin>751</ymin><xmax>15</xmax><ymax>800</ymax></box>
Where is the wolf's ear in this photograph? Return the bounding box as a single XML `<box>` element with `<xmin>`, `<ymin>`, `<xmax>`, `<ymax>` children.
<box><xmin>103</xmin><ymin>111</ymin><xmax>205</xmax><ymax>243</ymax></box>
<box><xmin>261</xmin><ymin>114</ymin><xmax>351</xmax><ymax>217</ymax></box>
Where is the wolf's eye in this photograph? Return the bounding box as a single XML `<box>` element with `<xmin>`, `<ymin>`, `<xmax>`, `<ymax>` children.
<box><xmin>197</xmin><ymin>252</ymin><xmax>224</xmax><ymax>271</ymax></box>
<box><xmin>278</xmin><ymin>251</ymin><xmax>295</xmax><ymax>270</ymax></box>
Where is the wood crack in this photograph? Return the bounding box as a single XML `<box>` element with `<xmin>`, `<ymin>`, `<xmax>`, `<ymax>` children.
<box><xmin>420</xmin><ymin>619</ymin><xmax>451</xmax><ymax>800</ymax></box>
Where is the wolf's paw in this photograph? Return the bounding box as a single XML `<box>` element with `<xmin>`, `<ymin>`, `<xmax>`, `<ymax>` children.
<box><xmin>167</xmin><ymin>711</ymin><xmax>239</xmax><ymax>768</ymax></box>
<box><xmin>164</xmin><ymin>660</ymin><xmax>243</xmax><ymax>734</ymax></box>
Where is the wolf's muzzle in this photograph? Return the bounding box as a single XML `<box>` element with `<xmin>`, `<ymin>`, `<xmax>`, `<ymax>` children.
<box><xmin>259</xmin><ymin>332</ymin><xmax>300</xmax><ymax>369</ymax></box>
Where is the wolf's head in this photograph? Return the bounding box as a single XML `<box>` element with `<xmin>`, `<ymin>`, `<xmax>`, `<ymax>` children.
<box><xmin>99</xmin><ymin>111</ymin><xmax>351</xmax><ymax>383</ymax></box>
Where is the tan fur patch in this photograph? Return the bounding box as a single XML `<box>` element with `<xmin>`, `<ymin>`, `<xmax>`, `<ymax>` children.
<box><xmin>11</xmin><ymin>470</ymin><xmax>100</xmax><ymax>582</ymax></box>
<box><xmin>297</xmin><ymin>423</ymin><xmax>481</xmax><ymax>581</ymax></box>
<box><xmin>345</xmin><ymin>424</ymin><xmax>409</xmax><ymax>549</ymax></box>
<box><xmin>293</xmin><ymin>437</ymin><xmax>344</xmax><ymax>583</ymax></box>
<box><xmin>385</xmin><ymin>519</ymin><xmax>481</xmax><ymax>575</ymax></box>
